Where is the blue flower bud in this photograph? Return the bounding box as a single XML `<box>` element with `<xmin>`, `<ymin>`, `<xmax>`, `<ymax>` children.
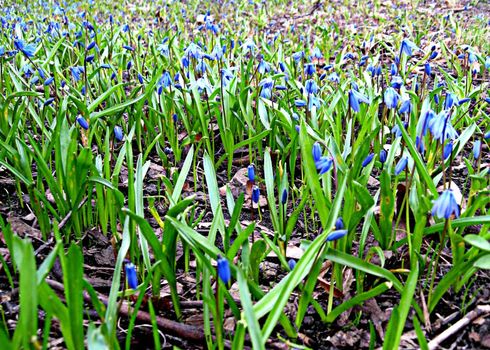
<box><xmin>390</xmin><ymin>63</ymin><xmax>397</xmax><ymax>76</ymax></box>
<box><xmin>425</xmin><ymin>62</ymin><xmax>431</xmax><ymax>76</ymax></box>
<box><xmin>247</xmin><ymin>164</ymin><xmax>255</xmax><ymax>182</ymax></box>
<box><xmin>443</xmin><ymin>141</ymin><xmax>453</xmax><ymax>160</ymax></box>
<box><xmin>252</xmin><ymin>185</ymin><xmax>260</xmax><ymax>204</ymax></box>
<box><xmin>217</xmin><ymin>255</ymin><xmax>231</xmax><ymax>284</ymax></box>
<box><xmin>125</xmin><ymin>262</ymin><xmax>138</xmax><ymax>290</ymax></box>
<box><xmin>44</xmin><ymin>97</ymin><xmax>55</xmax><ymax>106</ymax></box>
<box><xmin>44</xmin><ymin>77</ymin><xmax>54</xmax><ymax>86</ymax></box>
<box><xmin>295</xmin><ymin>100</ymin><xmax>307</xmax><ymax>107</ymax></box>
<box><xmin>114</xmin><ymin>126</ymin><xmax>123</xmax><ymax>142</ymax></box>
<box><xmin>87</xmin><ymin>41</ymin><xmax>96</xmax><ymax>51</ymax></box>
<box><xmin>281</xmin><ymin>188</ymin><xmax>288</xmax><ymax>205</ymax></box>
<box><xmin>362</xmin><ymin>153</ymin><xmax>374</xmax><ymax>167</ymax></box>
<box><xmin>379</xmin><ymin>149</ymin><xmax>387</xmax><ymax>163</ymax></box>
<box><xmin>335</xmin><ymin>217</ymin><xmax>344</xmax><ymax>230</ymax></box>
<box><xmin>76</xmin><ymin>115</ymin><xmax>89</xmax><ymax>130</ymax></box>
<box><xmin>312</xmin><ymin>142</ymin><xmax>322</xmax><ymax>162</ymax></box>
<box><xmin>288</xmin><ymin>259</ymin><xmax>296</xmax><ymax>270</ymax></box>
<box><xmin>473</xmin><ymin>140</ymin><xmax>481</xmax><ymax>159</ymax></box>
<box><xmin>394</xmin><ymin>156</ymin><xmax>408</xmax><ymax>175</ymax></box>
<box><xmin>326</xmin><ymin>229</ymin><xmax>348</xmax><ymax>242</ymax></box>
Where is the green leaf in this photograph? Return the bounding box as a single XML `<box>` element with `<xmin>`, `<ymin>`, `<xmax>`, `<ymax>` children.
<box><xmin>236</xmin><ymin>269</ymin><xmax>265</xmax><ymax>350</ymax></box>
<box><xmin>326</xmin><ymin>282</ymin><xmax>392</xmax><ymax>323</ymax></box>
<box><xmin>298</xmin><ymin>120</ymin><xmax>328</xmax><ymax>228</ymax></box>
<box><xmin>12</xmin><ymin>237</ymin><xmax>38</xmax><ymax>349</ymax></box>
<box><xmin>65</xmin><ymin>244</ymin><xmax>85</xmax><ymax>350</ymax></box>
<box><xmin>474</xmin><ymin>255</ymin><xmax>490</xmax><ymax>269</ymax></box>
<box><xmin>396</xmin><ymin>115</ymin><xmax>438</xmax><ymax>196</ymax></box>
<box><xmin>463</xmin><ymin>234</ymin><xmax>490</xmax><ymax>252</ymax></box>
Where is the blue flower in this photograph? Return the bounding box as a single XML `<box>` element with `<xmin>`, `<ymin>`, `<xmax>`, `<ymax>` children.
<box><xmin>312</xmin><ymin>142</ymin><xmax>322</xmax><ymax>162</ymax></box>
<box><xmin>125</xmin><ymin>262</ymin><xmax>138</xmax><ymax>290</ymax></box>
<box><xmin>218</xmin><ymin>68</ymin><xmax>232</xmax><ymax>87</ymax></box>
<box><xmin>327</xmin><ymin>72</ymin><xmax>340</xmax><ymax>83</ymax></box>
<box><xmin>252</xmin><ymin>185</ymin><xmax>260</xmax><ymax>204</ymax></box>
<box><xmin>312</xmin><ymin>47</ymin><xmax>323</xmax><ymax>59</ymax></box>
<box><xmin>392</xmin><ymin>122</ymin><xmax>407</xmax><ymax>138</ymax></box>
<box><xmin>362</xmin><ymin>153</ymin><xmax>375</xmax><ymax>167</ymax></box>
<box><xmin>114</xmin><ymin>126</ymin><xmax>123</xmax><ymax>142</ymax></box>
<box><xmin>349</xmin><ymin>89</ymin><xmax>370</xmax><ymax>113</ymax></box>
<box><xmin>292</xmin><ymin>51</ymin><xmax>305</xmax><ymax>63</ymax></box>
<box><xmin>444</xmin><ymin>93</ymin><xmax>456</xmax><ymax>110</ymax></box>
<box><xmin>429</xmin><ymin>50</ymin><xmax>438</xmax><ymax>60</ymax></box>
<box><xmin>428</xmin><ymin>111</ymin><xmax>458</xmax><ymax>142</ymax></box>
<box><xmin>326</xmin><ymin>229</ymin><xmax>348</xmax><ymax>242</ymax></box>
<box><xmin>44</xmin><ymin>98</ymin><xmax>55</xmax><ymax>106</ymax></box>
<box><xmin>390</xmin><ymin>63</ymin><xmax>398</xmax><ymax>76</ymax></box>
<box><xmin>305</xmin><ymin>79</ymin><xmax>318</xmax><ymax>94</ymax></box>
<box><xmin>379</xmin><ymin>149</ymin><xmax>387</xmax><ymax>163</ymax></box>
<box><xmin>76</xmin><ymin>115</ymin><xmax>89</xmax><ymax>130</ymax></box>
<box><xmin>85</xmin><ymin>54</ymin><xmax>95</xmax><ymax>63</ymax></box>
<box><xmin>14</xmin><ymin>39</ymin><xmax>36</xmax><ymax>58</ymax></box>
<box><xmin>457</xmin><ymin>98</ymin><xmax>471</xmax><ymax>106</ymax></box>
<box><xmin>384</xmin><ymin>87</ymin><xmax>400</xmax><ymax>109</ymax></box>
<box><xmin>191</xmin><ymin>77</ymin><xmax>212</xmax><ymax>95</ymax></box>
<box><xmin>138</xmin><ymin>73</ymin><xmax>144</xmax><ymax>84</ymax></box>
<box><xmin>443</xmin><ymin>141</ymin><xmax>453</xmax><ymax>160</ymax></box>
<box><xmin>288</xmin><ymin>259</ymin><xmax>296</xmax><ymax>270</ymax></box>
<box><xmin>335</xmin><ymin>217</ymin><xmax>344</xmax><ymax>230</ymax></box>
<box><xmin>241</xmin><ymin>39</ymin><xmax>256</xmax><ymax>54</ymax></box>
<box><xmin>316</xmin><ymin>157</ymin><xmax>333</xmax><ymax>175</ymax></box>
<box><xmin>431</xmin><ymin>190</ymin><xmax>460</xmax><ymax>219</ymax></box>
<box><xmin>123</xmin><ymin>45</ymin><xmax>134</xmax><ymax>51</ymax></box>
<box><xmin>425</xmin><ymin>62</ymin><xmax>432</xmax><ymax>76</ymax></box>
<box><xmin>259</xmin><ymin>78</ymin><xmax>274</xmax><ymax>99</ymax></box>
<box><xmin>468</xmin><ymin>53</ymin><xmax>477</xmax><ymax>64</ymax></box>
<box><xmin>86</xmin><ymin>41</ymin><xmax>96</xmax><ymax>51</ymax></box>
<box><xmin>217</xmin><ymin>255</ymin><xmax>231</xmax><ymax>284</ymax></box>
<box><xmin>400</xmin><ymin>39</ymin><xmax>419</xmax><ymax>57</ymax></box>
<box><xmin>416</xmin><ymin>136</ymin><xmax>425</xmax><ymax>155</ymax></box>
<box><xmin>399</xmin><ymin>99</ymin><xmax>412</xmax><ymax>114</ymax></box>
<box><xmin>417</xmin><ymin>109</ymin><xmax>435</xmax><ymax>136</ymax></box>
<box><xmin>258</xmin><ymin>60</ymin><xmax>270</xmax><ymax>74</ymax></box>
<box><xmin>473</xmin><ymin>140</ymin><xmax>481</xmax><ymax>159</ymax></box>
<box><xmin>391</xmin><ymin>76</ymin><xmax>404</xmax><ymax>89</ymax></box>
<box><xmin>281</xmin><ymin>188</ymin><xmax>288</xmax><ymax>205</ymax></box>
<box><xmin>394</xmin><ymin>156</ymin><xmax>408</xmax><ymax>175</ymax></box>
<box><xmin>295</xmin><ymin>99</ymin><xmax>307</xmax><ymax>107</ymax></box>
<box><xmin>247</xmin><ymin>164</ymin><xmax>255</xmax><ymax>182</ymax></box>
<box><xmin>71</xmin><ymin>66</ymin><xmax>84</xmax><ymax>81</ymax></box>
<box><xmin>44</xmin><ymin>77</ymin><xmax>54</xmax><ymax>86</ymax></box>
<box><xmin>305</xmin><ymin>63</ymin><xmax>316</xmax><ymax>76</ymax></box>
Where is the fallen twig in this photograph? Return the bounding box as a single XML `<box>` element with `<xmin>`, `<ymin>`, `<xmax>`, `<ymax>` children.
<box><xmin>428</xmin><ymin>305</ymin><xmax>490</xmax><ymax>350</ymax></box>
<box><xmin>45</xmin><ymin>279</ymin><xmax>232</xmax><ymax>347</ymax></box>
